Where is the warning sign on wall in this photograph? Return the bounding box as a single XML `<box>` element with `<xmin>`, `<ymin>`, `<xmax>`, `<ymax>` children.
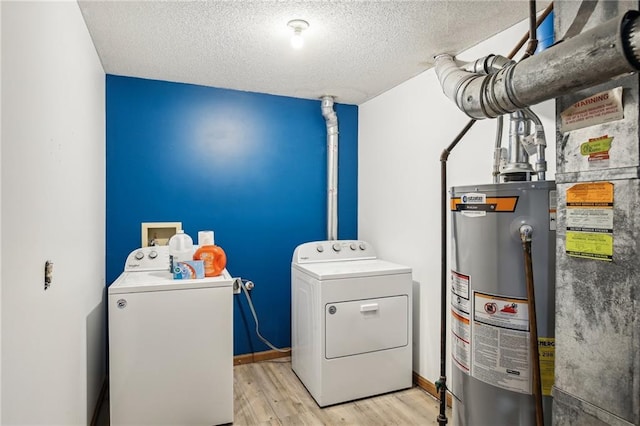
<box><xmin>565</xmin><ymin>182</ymin><xmax>614</xmax><ymax>261</ymax></box>
<box><xmin>560</xmin><ymin>87</ymin><xmax>623</xmax><ymax>132</ymax></box>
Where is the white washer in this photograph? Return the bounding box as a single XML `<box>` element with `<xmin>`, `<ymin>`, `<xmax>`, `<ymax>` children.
<box><xmin>291</xmin><ymin>240</ymin><xmax>413</xmax><ymax>407</ymax></box>
<box><xmin>108</xmin><ymin>246</ymin><xmax>233</xmax><ymax>425</ymax></box>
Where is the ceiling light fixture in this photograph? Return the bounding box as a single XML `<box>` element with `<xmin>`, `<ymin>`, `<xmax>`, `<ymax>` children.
<box><xmin>287</xmin><ymin>19</ymin><xmax>309</xmax><ymax>49</ymax></box>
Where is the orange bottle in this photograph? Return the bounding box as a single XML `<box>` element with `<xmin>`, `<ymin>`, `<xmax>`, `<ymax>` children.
<box><xmin>194</xmin><ymin>231</ymin><xmax>227</xmax><ymax>277</ymax></box>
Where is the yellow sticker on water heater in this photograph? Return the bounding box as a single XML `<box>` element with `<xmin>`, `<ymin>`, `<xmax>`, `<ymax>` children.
<box><xmin>538</xmin><ymin>337</ymin><xmax>555</xmax><ymax>397</ymax></box>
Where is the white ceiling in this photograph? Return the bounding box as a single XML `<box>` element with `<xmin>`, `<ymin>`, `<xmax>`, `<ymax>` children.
<box><xmin>78</xmin><ymin>0</ymin><xmax>551</xmax><ymax>105</ymax></box>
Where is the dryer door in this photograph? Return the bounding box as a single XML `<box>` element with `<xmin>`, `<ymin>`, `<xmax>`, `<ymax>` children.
<box><xmin>325</xmin><ymin>295</ymin><xmax>408</xmax><ymax>359</ymax></box>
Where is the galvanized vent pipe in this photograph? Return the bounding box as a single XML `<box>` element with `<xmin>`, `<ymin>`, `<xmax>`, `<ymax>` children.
<box><xmin>321</xmin><ymin>96</ymin><xmax>339</xmax><ymax>241</ymax></box>
<box><xmin>435</xmin><ymin>11</ymin><xmax>640</xmax><ymax>120</ymax></box>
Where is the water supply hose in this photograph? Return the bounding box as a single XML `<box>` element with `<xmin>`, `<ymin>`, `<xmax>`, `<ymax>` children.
<box><xmin>240</xmin><ymin>279</ymin><xmax>290</xmax><ymax>353</ymax></box>
<box><xmin>520</xmin><ymin>225</ymin><xmax>544</xmax><ymax>426</ymax></box>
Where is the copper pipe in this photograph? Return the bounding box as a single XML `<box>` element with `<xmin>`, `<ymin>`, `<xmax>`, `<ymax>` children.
<box><xmin>508</xmin><ymin>2</ymin><xmax>554</xmax><ymax>60</ymax></box>
<box><xmin>520</xmin><ymin>225</ymin><xmax>544</xmax><ymax>426</ymax></box>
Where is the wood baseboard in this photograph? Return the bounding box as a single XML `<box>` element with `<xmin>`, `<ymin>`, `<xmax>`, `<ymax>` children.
<box><xmin>233</xmin><ymin>348</ymin><xmax>291</xmax><ymax>365</ymax></box>
<box><xmin>413</xmin><ymin>372</ymin><xmax>452</xmax><ymax>407</ymax></box>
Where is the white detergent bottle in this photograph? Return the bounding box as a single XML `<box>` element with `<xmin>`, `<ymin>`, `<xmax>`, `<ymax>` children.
<box><xmin>168</xmin><ymin>230</ymin><xmax>194</xmax><ymax>273</ymax></box>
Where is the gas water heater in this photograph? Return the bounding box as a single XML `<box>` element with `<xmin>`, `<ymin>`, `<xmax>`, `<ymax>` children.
<box><xmin>450</xmin><ymin>180</ymin><xmax>555</xmax><ymax>426</ymax></box>
<box><xmin>434</xmin><ymin>9</ymin><xmax>640</xmax><ymax>426</ymax></box>
<box><xmin>450</xmin><ymin>104</ymin><xmax>556</xmax><ymax>426</ymax></box>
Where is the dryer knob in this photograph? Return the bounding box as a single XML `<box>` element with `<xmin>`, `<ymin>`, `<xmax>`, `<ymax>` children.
<box><xmin>134</xmin><ymin>251</ymin><xmax>144</xmax><ymax>260</ymax></box>
<box><xmin>148</xmin><ymin>250</ymin><xmax>158</xmax><ymax>259</ymax></box>
<box><xmin>316</xmin><ymin>245</ymin><xmax>324</xmax><ymax>253</ymax></box>
<box><xmin>332</xmin><ymin>243</ymin><xmax>342</xmax><ymax>252</ymax></box>
<box><xmin>359</xmin><ymin>243</ymin><xmax>367</xmax><ymax>251</ymax></box>
<box><xmin>350</xmin><ymin>243</ymin><xmax>357</xmax><ymax>251</ymax></box>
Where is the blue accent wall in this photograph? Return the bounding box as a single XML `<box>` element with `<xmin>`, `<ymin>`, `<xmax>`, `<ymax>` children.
<box><xmin>106</xmin><ymin>75</ymin><xmax>358</xmax><ymax>354</ymax></box>
<box><xmin>536</xmin><ymin>11</ymin><xmax>555</xmax><ymax>53</ymax></box>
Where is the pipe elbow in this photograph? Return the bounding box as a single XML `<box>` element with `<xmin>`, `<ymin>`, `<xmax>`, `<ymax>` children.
<box><xmin>321</xmin><ymin>96</ymin><xmax>338</xmax><ymax>125</ymax></box>
<box><xmin>321</xmin><ymin>96</ymin><xmax>339</xmax><ymax>133</ymax></box>
<box><xmin>434</xmin><ymin>54</ymin><xmax>488</xmax><ymax>119</ymax></box>
<box><xmin>434</xmin><ymin>54</ymin><xmax>520</xmax><ymax>119</ymax></box>
<box><xmin>434</xmin><ymin>55</ymin><xmax>471</xmax><ymax>106</ymax></box>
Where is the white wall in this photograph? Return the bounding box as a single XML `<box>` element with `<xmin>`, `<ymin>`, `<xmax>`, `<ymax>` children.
<box><xmin>1</xmin><ymin>2</ymin><xmax>106</xmax><ymax>424</ymax></box>
<box><xmin>359</xmin><ymin>19</ymin><xmax>556</xmax><ymax>385</ymax></box>
<box><xmin>0</xmin><ymin>1</ymin><xmax>3</xmax><ymax>421</ymax></box>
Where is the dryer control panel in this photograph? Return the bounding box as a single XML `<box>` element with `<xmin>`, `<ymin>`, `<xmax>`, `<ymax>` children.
<box><xmin>292</xmin><ymin>240</ymin><xmax>376</xmax><ymax>264</ymax></box>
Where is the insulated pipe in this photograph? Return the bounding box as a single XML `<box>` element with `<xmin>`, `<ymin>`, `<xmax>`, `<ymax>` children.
<box><xmin>435</xmin><ymin>10</ymin><xmax>640</xmax><ymax>119</ymax></box>
<box><xmin>321</xmin><ymin>96</ymin><xmax>339</xmax><ymax>241</ymax></box>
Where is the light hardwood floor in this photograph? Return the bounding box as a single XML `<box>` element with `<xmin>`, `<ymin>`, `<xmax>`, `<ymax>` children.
<box><xmin>233</xmin><ymin>357</ymin><xmax>448</xmax><ymax>425</ymax></box>
<box><xmin>96</xmin><ymin>357</ymin><xmax>450</xmax><ymax>425</ymax></box>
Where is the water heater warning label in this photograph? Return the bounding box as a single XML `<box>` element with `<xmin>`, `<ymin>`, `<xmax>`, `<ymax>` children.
<box><xmin>471</xmin><ymin>292</ymin><xmax>531</xmax><ymax>394</ymax></box>
<box><xmin>452</xmin><ymin>309</ymin><xmax>470</xmax><ymax>373</ymax></box>
<box><xmin>451</xmin><ymin>270</ymin><xmax>471</xmax><ymax>374</ymax></box>
<box><xmin>474</xmin><ymin>292</ymin><xmax>529</xmax><ymax>331</ymax></box>
<box><xmin>451</xmin><ymin>270</ymin><xmax>470</xmax><ymax>312</ymax></box>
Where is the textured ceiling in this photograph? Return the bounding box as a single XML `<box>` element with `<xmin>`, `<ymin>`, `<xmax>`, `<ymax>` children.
<box><xmin>78</xmin><ymin>1</ymin><xmax>551</xmax><ymax>105</ymax></box>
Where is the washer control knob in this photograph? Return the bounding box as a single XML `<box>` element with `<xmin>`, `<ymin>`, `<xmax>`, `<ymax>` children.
<box><xmin>359</xmin><ymin>242</ymin><xmax>367</xmax><ymax>251</ymax></box>
<box><xmin>316</xmin><ymin>245</ymin><xmax>324</xmax><ymax>253</ymax></box>
<box><xmin>350</xmin><ymin>243</ymin><xmax>357</xmax><ymax>251</ymax></box>
<box><xmin>148</xmin><ymin>250</ymin><xmax>158</xmax><ymax>259</ymax></box>
<box><xmin>332</xmin><ymin>243</ymin><xmax>342</xmax><ymax>252</ymax></box>
<box><xmin>134</xmin><ymin>251</ymin><xmax>144</xmax><ymax>260</ymax></box>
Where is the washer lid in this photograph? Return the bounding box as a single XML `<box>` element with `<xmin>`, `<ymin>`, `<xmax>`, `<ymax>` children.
<box><xmin>292</xmin><ymin>259</ymin><xmax>411</xmax><ymax>280</ymax></box>
<box><xmin>109</xmin><ymin>269</ymin><xmax>233</xmax><ymax>294</ymax></box>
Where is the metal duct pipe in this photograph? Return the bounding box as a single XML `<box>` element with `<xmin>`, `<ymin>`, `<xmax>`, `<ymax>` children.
<box><xmin>321</xmin><ymin>96</ymin><xmax>339</xmax><ymax>241</ymax></box>
<box><xmin>461</xmin><ymin>54</ymin><xmax>513</xmax><ymax>73</ymax></box>
<box><xmin>435</xmin><ymin>10</ymin><xmax>640</xmax><ymax>119</ymax></box>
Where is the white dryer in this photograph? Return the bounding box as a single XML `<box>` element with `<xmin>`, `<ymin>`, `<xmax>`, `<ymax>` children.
<box><xmin>291</xmin><ymin>240</ymin><xmax>413</xmax><ymax>407</ymax></box>
<box><xmin>108</xmin><ymin>246</ymin><xmax>233</xmax><ymax>425</ymax></box>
